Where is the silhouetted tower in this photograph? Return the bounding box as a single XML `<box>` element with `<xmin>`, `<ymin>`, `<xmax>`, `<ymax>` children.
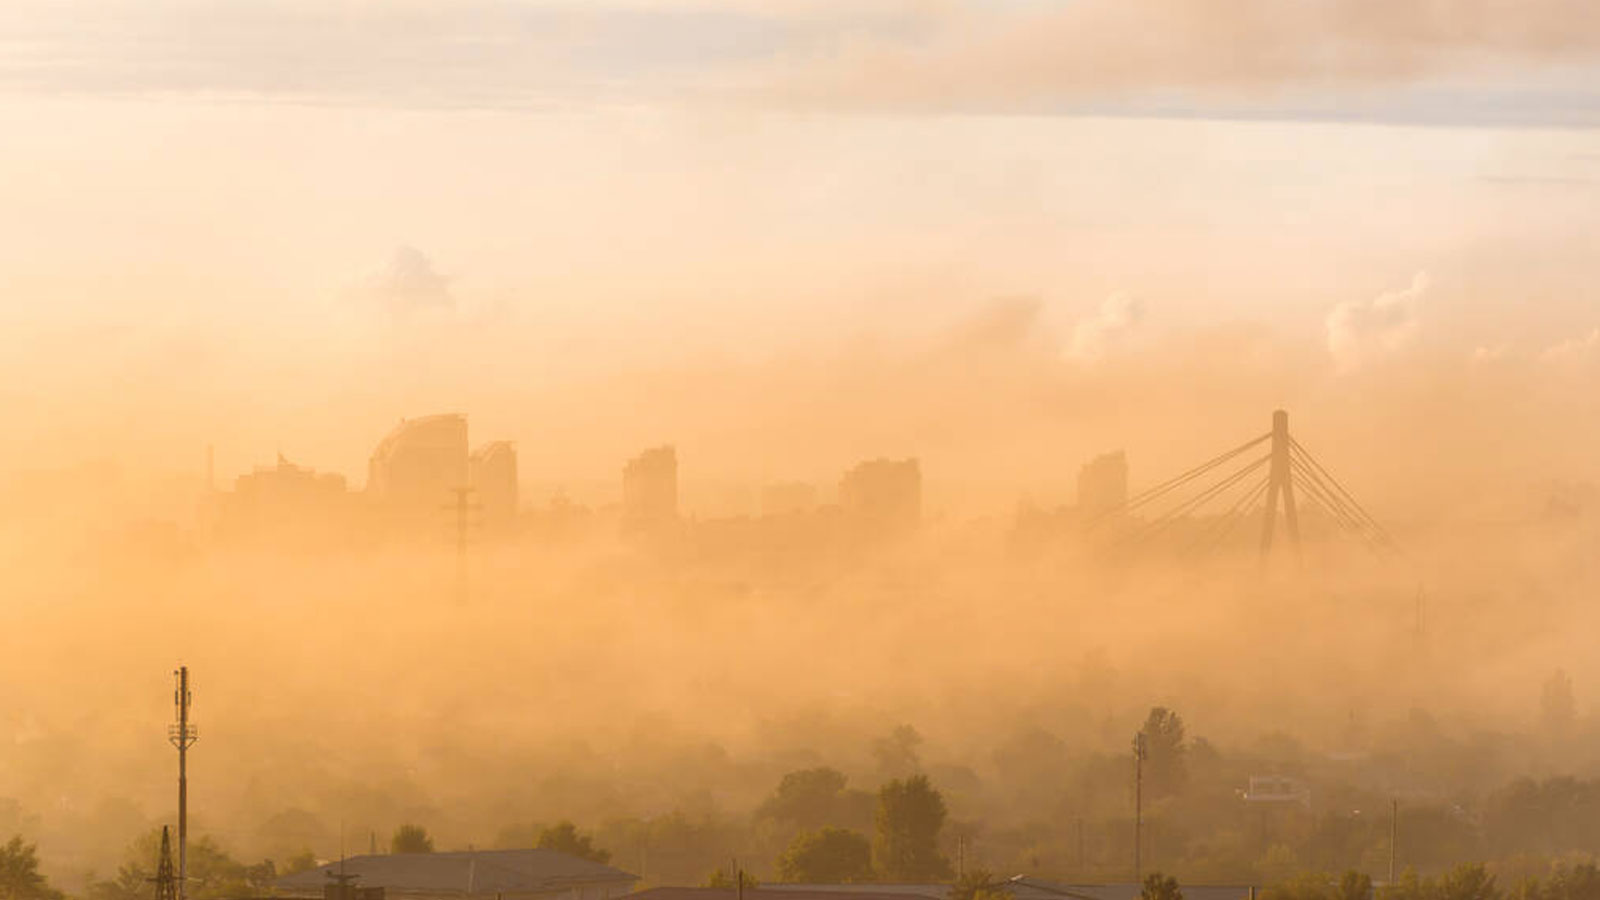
<box><xmin>445</xmin><ymin>486</ymin><xmax>480</xmax><ymax>603</ymax></box>
<box><xmin>1258</xmin><ymin>409</ymin><xmax>1302</xmax><ymax>562</ymax></box>
<box><xmin>151</xmin><ymin>826</ymin><xmax>177</xmax><ymax>900</ymax></box>
<box><xmin>168</xmin><ymin>667</ymin><xmax>197</xmax><ymax>900</ymax></box>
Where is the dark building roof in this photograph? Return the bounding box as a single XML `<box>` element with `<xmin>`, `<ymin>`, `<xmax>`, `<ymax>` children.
<box><xmin>760</xmin><ymin>887</ymin><xmax>946</xmax><ymax>900</ymax></box>
<box><xmin>623</xmin><ymin>889</ymin><xmax>939</xmax><ymax>900</ymax></box>
<box><xmin>277</xmin><ymin>850</ymin><xmax>638</xmax><ymax>897</ymax></box>
<box><xmin>1003</xmin><ymin>878</ymin><xmax>1256</xmax><ymax>900</ymax></box>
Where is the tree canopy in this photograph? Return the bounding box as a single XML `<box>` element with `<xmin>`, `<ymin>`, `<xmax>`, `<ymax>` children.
<box><xmin>537</xmin><ymin>822</ymin><xmax>611</xmax><ymax>864</ymax></box>
<box><xmin>776</xmin><ymin>828</ymin><xmax>873</xmax><ymax>884</ymax></box>
<box><xmin>391</xmin><ymin>825</ymin><xmax>434</xmax><ymax>855</ymax></box>
<box><xmin>0</xmin><ymin>836</ymin><xmax>62</xmax><ymax>900</ymax></box>
<box><xmin>874</xmin><ymin>774</ymin><xmax>952</xmax><ymax>881</ymax></box>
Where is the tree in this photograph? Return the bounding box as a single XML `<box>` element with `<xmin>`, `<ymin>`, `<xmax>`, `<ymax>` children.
<box><xmin>87</xmin><ymin>831</ymin><xmax>254</xmax><ymax>900</ymax></box>
<box><xmin>1139</xmin><ymin>708</ymin><xmax>1188</xmax><ymax>799</ymax></box>
<box><xmin>1141</xmin><ymin>872</ymin><xmax>1183</xmax><ymax>900</ymax></box>
<box><xmin>874</xmin><ymin>775</ymin><xmax>951</xmax><ymax>882</ymax></box>
<box><xmin>279</xmin><ymin>850</ymin><xmax>320</xmax><ymax>877</ymax></box>
<box><xmin>777</xmin><ymin>828</ymin><xmax>873</xmax><ymax>884</ymax></box>
<box><xmin>758</xmin><ymin>768</ymin><xmax>876</xmax><ymax>834</ymax></box>
<box><xmin>391</xmin><ymin>825</ymin><xmax>434</xmax><ymax>854</ymax></box>
<box><xmin>704</xmin><ymin>867</ymin><xmax>759</xmax><ymax>889</ymax></box>
<box><xmin>1436</xmin><ymin>864</ymin><xmax>1500</xmax><ymax>900</ymax></box>
<box><xmin>0</xmin><ymin>836</ymin><xmax>62</xmax><ymax>900</ymax></box>
<box><xmin>873</xmin><ymin>726</ymin><xmax>924</xmax><ymax>780</ymax></box>
<box><xmin>1337</xmin><ymin>871</ymin><xmax>1374</xmax><ymax>900</ymax></box>
<box><xmin>537</xmin><ymin>822</ymin><xmax>611</xmax><ymax>864</ymax></box>
<box><xmin>951</xmin><ymin>870</ymin><xmax>1014</xmax><ymax>900</ymax></box>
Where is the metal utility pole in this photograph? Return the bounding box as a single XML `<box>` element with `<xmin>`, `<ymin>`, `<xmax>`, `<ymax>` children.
<box><xmin>1259</xmin><ymin>409</ymin><xmax>1302</xmax><ymax>563</ymax></box>
<box><xmin>1389</xmin><ymin>799</ymin><xmax>1398</xmax><ymax>884</ymax></box>
<box><xmin>168</xmin><ymin>667</ymin><xmax>197</xmax><ymax>900</ymax></box>
<box><xmin>1133</xmin><ymin>732</ymin><xmax>1146</xmax><ymax>885</ymax></box>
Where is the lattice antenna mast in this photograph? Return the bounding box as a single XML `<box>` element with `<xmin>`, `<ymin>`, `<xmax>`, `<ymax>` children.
<box><xmin>150</xmin><ymin>826</ymin><xmax>177</xmax><ymax>900</ymax></box>
<box><xmin>167</xmin><ymin>667</ymin><xmax>197</xmax><ymax>900</ymax></box>
<box><xmin>1258</xmin><ymin>409</ymin><xmax>1303</xmax><ymax>563</ymax></box>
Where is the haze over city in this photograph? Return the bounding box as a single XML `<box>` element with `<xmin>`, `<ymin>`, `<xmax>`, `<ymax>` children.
<box><xmin>0</xmin><ymin>6</ymin><xmax>1596</xmax><ymax>900</ymax></box>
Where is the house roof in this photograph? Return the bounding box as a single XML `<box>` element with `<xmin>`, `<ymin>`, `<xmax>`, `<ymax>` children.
<box><xmin>622</xmin><ymin>889</ymin><xmax>941</xmax><ymax>900</ymax></box>
<box><xmin>1002</xmin><ymin>878</ymin><xmax>1256</xmax><ymax>900</ymax></box>
<box><xmin>277</xmin><ymin>850</ymin><xmax>638</xmax><ymax>897</ymax></box>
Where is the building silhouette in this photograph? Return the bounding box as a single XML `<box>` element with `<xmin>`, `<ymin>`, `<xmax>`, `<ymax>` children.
<box><xmin>1076</xmin><ymin>450</ymin><xmax>1128</xmax><ymax>520</ymax></box>
<box><xmin>622</xmin><ymin>445</ymin><xmax>678</xmax><ymax>532</ymax></box>
<box><xmin>839</xmin><ymin>458</ymin><xmax>920</xmax><ymax>533</ymax></box>
<box><xmin>367</xmin><ymin>414</ymin><xmax>469</xmax><ymax>524</ymax></box>
<box><xmin>218</xmin><ymin>454</ymin><xmax>351</xmax><ymax>538</ymax></box>
<box><xmin>470</xmin><ymin>440</ymin><xmax>519</xmax><ymax>533</ymax></box>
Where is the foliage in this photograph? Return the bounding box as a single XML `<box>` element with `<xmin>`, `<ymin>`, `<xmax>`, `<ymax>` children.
<box><xmin>758</xmin><ymin>769</ymin><xmax>875</xmax><ymax>834</ymax></box>
<box><xmin>951</xmin><ymin>870</ymin><xmax>1015</xmax><ymax>900</ymax></box>
<box><xmin>537</xmin><ymin>822</ymin><xmax>611</xmax><ymax>864</ymax></box>
<box><xmin>776</xmin><ymin>828</ymin><xmax>873</xmax><ymax>883</ymax></box>
<box><xmin>1139</xmin><ymin>708</ymin><xmax>1188</xmax><ymax>799</ymax></box>
<box><xmin>279</xmin><ymin>850</ymin><xmax>320</xmax><ymax>876</ymax></box>
<box><xmin>87</xmin><ymin>831</ymin><xmax>260</xmax><ymax>900</ymax></box>
<box><xmin>704</xmin><ymin>867</ymin><xmax>760</xmax><ymax>889</ymax></box>
<box><xmin>873</xmin><ymin>726</ymin><xmax>924</xmax><ymax>780</ymax></box>
<box><xmin>1141</xmin><ymin>872</ymin><xmax>1183</xmax><ymax>900</ymax></box>
<box><xmin>874</xmin><ymin>774</ymin><xmax>952</xmax><ymax>881</ymax></box>
<box><xmin>391</xmin><ymin>825</ymin><xmax>434</xmax><ymax>854</ymax></box>
<box><xmin>0</xmin><ymin>836</ymin><xmax>62</xmax><ymax>900</ymax></box>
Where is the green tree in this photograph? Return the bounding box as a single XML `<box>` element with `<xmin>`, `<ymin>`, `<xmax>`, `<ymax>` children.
<box><xmin>1141</xmin><ymin>872</ymin><xmax>1183</xmax><ymax>900</ymax></box>
<box><xmin>1139</xmin><ymin>708</ymin><xmax>1188</xmax><ymax>799</ymax></box>
<box><xmin>1337</xmin><ymin>871</ymin><xmax>1374</xmax><ymax>900</ymax></box>
<box><xmin>1436</xmin><ymin>864</ymin><xmax>1499</xmax><ymax>900</ymax></box>
<box><xmin>704</xmin><ymin>867</ymin><xmax>759</xmax><ymax>889</ymax></box>
<box><xmin>87</xmin><ymin>831</ymin><xmax>254</xmax><ymax>900</ymax></box>
<box><xmin>279</xmin><ymin>850</ymin><xmax>320</xmax><ymax>877</ymax></box>
<box><xmin>391</xmin><ymin>825</ymin><xmax>434</xmax><ymax>854</ymax></box>
<box><xmin>951</xmin><ymin>870</ymin><xmax>1014</xmax><ymax>900</ymax></box>
<box><xmin>874</xmin><ymin>775</ymin><xmax>951</xmax><ymax>881</ymax></box>
<box><xmin>758</xmin><ymin>769</ymin><xmax>874</xmax><ymax>834</ymax></box>
<box><xmin>777</xmin><ymin>828</ymin><xmax>873</xmax><ymax>884</ymax></box>
<box><xmin>0</xmin><ymin>836</ymin><xmax>62</xmax><ymax>900</ymax></box>
<box><xmin>537</xmin><ymin>822</ymin><xmax>611</xmax><ymax>864</ymax></box>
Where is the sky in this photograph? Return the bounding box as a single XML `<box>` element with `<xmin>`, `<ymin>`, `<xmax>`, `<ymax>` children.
<box><xmin>0</xmin><ymin>0</ymin><xmax>1595</xmax><ymax>506</ymax></box>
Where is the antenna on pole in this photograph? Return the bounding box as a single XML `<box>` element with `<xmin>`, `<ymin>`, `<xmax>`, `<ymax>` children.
<box><xmin>167</xmin><ymin>667</ymin><xmax>197</xmax><ymax>900</ymax></box>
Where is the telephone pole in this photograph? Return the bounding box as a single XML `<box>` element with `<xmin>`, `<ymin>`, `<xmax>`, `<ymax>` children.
<box><xmin>1133</xmin><ymin>732</ymin><xmax>1146</xmax><ymax>886</ymax></box>
<box><xmin>444</xmin><ymin>486</ymin><xmax>479</xmax><ymax>603</ymax></box>
<box><xmin>168</xmin><ymin>668</ymin><xmax>197</xmax><ymax>900</ymax></box>
<box><xmin>1389</xmin><ymin>799</ymin><xmax>1399</xmax><ymax>884</ymax></box>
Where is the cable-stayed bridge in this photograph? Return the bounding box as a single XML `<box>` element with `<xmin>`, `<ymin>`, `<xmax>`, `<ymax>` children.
<box><xmin>1090</xmin><ymin>410</ymin><xmax>1397</xmax><ymax>560</ymax></box>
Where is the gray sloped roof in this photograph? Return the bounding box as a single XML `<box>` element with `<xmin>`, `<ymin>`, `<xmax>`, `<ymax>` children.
<box><xmin>277</xmin><ymin>850</ymin><xmax>638</xmax><ymax>896</ymax></box>
<box><xmin>1003</xmin><ymin>879</ymin><xmax>1256</xmax><ymax>900</ymax></box>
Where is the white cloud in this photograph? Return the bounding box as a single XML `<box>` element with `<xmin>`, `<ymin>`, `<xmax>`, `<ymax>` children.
<box><xmin>1542</xmin><ymin>327</ymin><xmax>1600</xmax><ymax>363</ymax></box>
<box><xmin>1067</xmin><ymin>293</ymin><xmax>1143</xmax><ymax>363</ymax></box>
<box><xmin>1325</xmin><ymin>272</ymin><xmax>1428</xmax><ymax>373</ymax></box>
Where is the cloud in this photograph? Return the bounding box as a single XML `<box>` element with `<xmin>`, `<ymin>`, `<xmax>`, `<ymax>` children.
<box><xmin>1326</xmin><ymin>272</ymin><xmax>1428</xmax><ymax>373</ymax></box>
<box><xmin>1542</xmin><ymin>327</ymin><xmax>1600</xmax><ymax>363</ymax></box>
<box><xmin>370</xmin><ymin>246</ymin><xmax>453</xmax><ymax>316</ymax></box>
<box><xmin>765</xmin><ymin>0</ymin><xmax>1600</xmax><ymax>121</ymax></box>
<box><xmin>0</xmin><ymin>0</ymin><xmax>1595</xmax><ymax>124</ymax></box>
<box><xmin>1067</xmin><ymin>293</ymin><xmax>1144</xmax><ymax>363</ymax></box>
